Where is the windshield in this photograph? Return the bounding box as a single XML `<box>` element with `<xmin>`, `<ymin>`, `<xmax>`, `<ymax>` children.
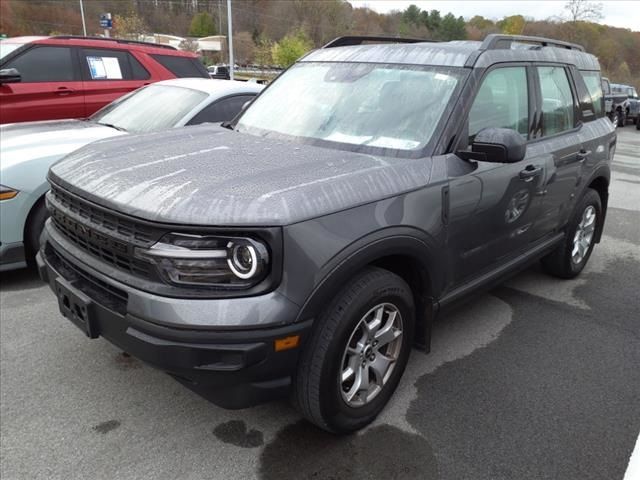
<box><xmin>0</xmin><ymin>42</ymin><xmax>22</xmax><ymax>60</ymax></box>
<box><xmin>90</xmin><ymin>84</ymin><xmax>208</xmax><ymax>134</ymax></box>
<box><xmin>236</xmin><ymin>62</ymin><xmax>463</xmax><ymax>156</ymax></box>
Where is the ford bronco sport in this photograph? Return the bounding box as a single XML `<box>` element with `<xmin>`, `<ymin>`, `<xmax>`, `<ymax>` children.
<box><xmin>38</xmin><ymin>34</ymin><xmax>616</xmax><ymax>433</ymax></box>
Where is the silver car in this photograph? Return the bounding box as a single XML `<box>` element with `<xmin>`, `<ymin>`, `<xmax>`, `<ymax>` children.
<box><xmin>0</xmin><ymin>78</ymin><xmax>262</xmax><ymax>271</ymax></box>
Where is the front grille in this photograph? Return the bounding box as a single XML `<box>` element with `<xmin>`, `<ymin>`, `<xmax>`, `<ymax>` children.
<box><xmin>48</xmin><ymin>184</ymin><xmax>156</xmax><ymax>279</ymax></box>
<box><xmin>50</xmin><ymin>184</ymin><xmax>153</xmax><ymax>243</ymax></box>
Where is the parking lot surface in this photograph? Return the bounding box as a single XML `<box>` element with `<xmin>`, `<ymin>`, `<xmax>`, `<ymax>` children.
<box><xmin>1</xmin><ymin>129</ymin><xmax>638</xmax><ymax>480</ymax></box>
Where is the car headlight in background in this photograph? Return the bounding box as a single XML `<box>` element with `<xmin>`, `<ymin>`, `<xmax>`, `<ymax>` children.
<box><xmin>135</xmin><ymin>233</ymin><xmax>270</xmax><ymax>289</ymax></box>
<box><xmin>0</xmin><ymin>185</ymin><xmax>19</xmax><ymax>200</ymax></box>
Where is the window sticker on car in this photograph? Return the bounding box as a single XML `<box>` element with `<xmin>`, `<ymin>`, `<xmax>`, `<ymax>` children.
<box><xmin>87</xmin><ymin>56</ymin><xmax>123</xmax><ymax>80</ymax></box>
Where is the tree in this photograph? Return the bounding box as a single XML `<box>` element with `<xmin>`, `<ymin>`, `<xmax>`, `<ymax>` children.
<box><xmin>234</xmin><ymin>31</ymin><xmax>256</xmax><ymax>65</ymax></box>
<box><xmin>439</xmin><ymin>13</ymin><xmax>467</xmax><ymax>40</ymax></box>
<box><xmin>188</xmin><ymin>12</ymin><xmax>216</xmax><ymax>38</ymax></box>
<box><xmin>271</xmin><ymin>29</ymin><xmax>313</xmax><ymax>68</ymax></box>
<box><xmin>498</xmin><ymin>15</ymin><xmax>526</xmax><ymax>35</ymax></box>
<box><xmin>402</xmin><ymin>4</ymin><xmax>421</xmax><ymax>26</ymax></box>
<box><xmin>179</xmin><ymin>38</ymin><xmax>199</xmax><ymax>52</ymax></box>
<box><xmin>254</xmin><ymin>34</ymin><xmax>273</xmax><ymax>66</ymax></box>
<box><xmin>564</xmin><ymin>0</ymin><xmax>603</xmax><ymax>22</ymax></box>
<box><xmin>113</xmin><ymin>12</ymin><xmax>148</xmax><ymax>39</ymax></box>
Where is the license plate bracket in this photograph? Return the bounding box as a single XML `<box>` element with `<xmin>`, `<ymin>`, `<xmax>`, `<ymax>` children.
<box><xmin>55</xmin><ymin>277</ymin><xmax>99</xmax><ymax>339</ymax></box>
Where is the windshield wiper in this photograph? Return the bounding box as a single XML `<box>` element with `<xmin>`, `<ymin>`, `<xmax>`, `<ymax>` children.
<box><xmin>97</xmin><ymin>122</ymin><xmax>127</xmax><ymax>132</ymax></box>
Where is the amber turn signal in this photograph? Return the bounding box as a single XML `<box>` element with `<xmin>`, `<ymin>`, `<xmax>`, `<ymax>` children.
<box><xmin>274</xmin><ymin>335</ymin><xmax>300</xmax><ymax>352</ymax></box>
<box><xmin>0</xmin><ymin>186</ymin><xmax>18</xmax><ymax>201</ymax></box>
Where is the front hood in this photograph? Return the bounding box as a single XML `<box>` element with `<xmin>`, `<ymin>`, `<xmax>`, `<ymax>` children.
<box><xmin>1</xmin><ymin>119</ymin><xmax>124</xmax><ymax>172</ymax></box>
<box><xmin>50</xmin><ymin>125</ymin><xmax>434</xmax><ymax>226</ymax></box>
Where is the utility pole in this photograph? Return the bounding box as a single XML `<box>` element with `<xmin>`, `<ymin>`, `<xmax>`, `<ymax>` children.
<box><xmin>79</xmin><ymin>0</ymin><xmax>87</xmax><ymax>36</ymax></box>
<box><xmin>227</xmin><ymin>0</ymin><xmax>234</xmax><ymax>80</ymax></box>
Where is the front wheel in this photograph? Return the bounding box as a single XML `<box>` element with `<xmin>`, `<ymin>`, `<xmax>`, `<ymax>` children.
<box><xmin>541</xmin><ymin>188</ymin><xmax>602</xmax><ymax>279</ymax></box>
<box><xmin>293</xmin><ymin>267</ymin><xmax>414</xmax><ymax>433</ymax></box>
<box><xmin>25</xmin><ymin>200</ymin><xmax>49</xmax><ymax>267</ymax></box>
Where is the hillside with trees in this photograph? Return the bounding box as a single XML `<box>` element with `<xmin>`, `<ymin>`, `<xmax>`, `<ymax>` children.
<box><xmin>1</xmin><ymin>0</ymin><xmax>638</xmax><ymax>88</ymax></box>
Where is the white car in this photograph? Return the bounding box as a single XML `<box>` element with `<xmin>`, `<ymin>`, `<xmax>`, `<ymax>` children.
<box><xmin>0</xmin><ymin>78</ymin><xmax>263</xmax><ymax>271</ymax></box>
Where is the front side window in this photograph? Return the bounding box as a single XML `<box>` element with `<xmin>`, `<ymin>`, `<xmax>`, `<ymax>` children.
<box><xmin>468</xmin><ymin>67</ymin><xmax>529</xmax><ymax>142</ymax></box>
<box><xmin>4</xmin><ymin>46</ymin><xmax>75</xmax><ymax>82</ymax></box>
<box><xmin>581</xmin><ymin>71</ymin><xmax>603</xmax><ymax>117</ymax></box>
<box><xmin>537</xmin><ymin>66</ymin><xmax>575</xmax><ymax>136</ymax></box>
<box><xmin>90</xmin><ymin>84</ymin><xmax>207</xmax><ymax>133</ymax></box>
<box><xmin>236</xmin><ymin>62</ymin><xmax>463</xmax><ymax>156</ymax></box>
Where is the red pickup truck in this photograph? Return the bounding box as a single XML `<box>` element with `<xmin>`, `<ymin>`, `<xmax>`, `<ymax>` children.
<box><xmin>0</xmin><ymin>36</ymin><xmax>209</xmax><ymax>124</ymax></box>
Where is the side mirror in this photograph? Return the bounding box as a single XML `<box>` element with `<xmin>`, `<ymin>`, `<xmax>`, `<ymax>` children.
<box><xmin>457</xmin><ymin>128</ymin><xmax>526</xmax><ymax>164</ymax></box>
<box><xmin>0</xmin><ymin>68</ymin><xmax>21</xmax><ymax>84</ymax></box>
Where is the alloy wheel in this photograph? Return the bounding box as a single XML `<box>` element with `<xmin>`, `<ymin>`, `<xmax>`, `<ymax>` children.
<box><xmin>339</xmin><ymin>303</ymin><xmax>403</xmax><ymax>408</ymax></box>
<box><xmin>572</xmin><ymin>205</ymin><xmax>596</xmax><ymax>264</ymax></box>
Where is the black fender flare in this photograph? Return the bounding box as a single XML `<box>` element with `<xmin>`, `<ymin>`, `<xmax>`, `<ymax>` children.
<box><xmin>580</xmin><ymin>163</ymin><xmax>611</xmax><ymax>243</ymax></box>
<box><xmin>295</xmin><ymin>226</ymin><xmax>445</xmax><ymax>351</ymax></box>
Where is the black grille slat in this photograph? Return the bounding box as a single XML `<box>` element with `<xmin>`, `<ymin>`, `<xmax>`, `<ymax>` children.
<box><xmin>48</xmin><ymin>184</ymin><xmax>156</xmax><ymax>280</ymax></box>
<box><xmin>46</xmin><ymin>245</ymin><xmax>128</xmax><ymax>315</ymax></box>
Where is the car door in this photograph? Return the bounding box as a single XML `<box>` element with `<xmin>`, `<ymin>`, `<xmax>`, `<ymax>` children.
<box><xmin>185</xmin><ymin>94</ymin><xmax>256</xmax><ymax>125</ymax></box>
<box><xmin>447</xmin><ymin>65</ymin><xmax>547</xmax><ymax>283</ymax></box>
<box><xmin>0</xmin><ymin>45</ymin><xmax>84</xmax><ymax>123</ymax></box>
<box><xmin>79</xmin><ymin>48</ymin><xmax>151</xmax><ymax>117</ymax></box>
<box><xmin>525</xmin><ymin>65</ymin><xmax>589</xmax><ymax>238</ymax></box>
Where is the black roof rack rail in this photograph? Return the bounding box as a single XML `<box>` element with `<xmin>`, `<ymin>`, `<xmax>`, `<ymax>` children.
<box><xmin>480</xmin><ymin>34</ymin><xmax>585</xmax><ymax>52</ymax></box>
<box><xmin>323</xmin><ymin>36</ymin><xmax>433</xmax><ymax>49</ymax></box>
<box><xmin>51</xmin><ymin>36</ymin><xmax>177</xmax><ymax>51</ymax></box>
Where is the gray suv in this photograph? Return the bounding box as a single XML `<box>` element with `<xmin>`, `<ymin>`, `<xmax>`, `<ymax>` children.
<box><xmin>38</xmin><ymin>34</ymin><xmax>616</xmax><ymax>433</ymax></box>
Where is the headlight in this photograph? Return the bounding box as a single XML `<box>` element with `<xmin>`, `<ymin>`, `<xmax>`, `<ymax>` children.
<box><xmin>134</xmin><ymin>233</ymin><xmax>270</xmax><ymax>289</ymax></box>
<box><xmin>0</xmin><ymin>185</ymin><xmax>19</xmax><ymax>201</ymax></box>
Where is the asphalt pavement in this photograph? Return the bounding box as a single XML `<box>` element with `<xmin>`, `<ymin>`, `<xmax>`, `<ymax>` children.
<box><xmin>1</xmin><ymin>129</ymin><xmax>639</xmax><ymax>480</ymax></box>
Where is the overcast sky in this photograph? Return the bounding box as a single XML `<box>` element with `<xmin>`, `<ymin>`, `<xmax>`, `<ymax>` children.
<box><xmin>349</xmin><ymin>1</ymin><xmax>639</xmax><ymax>31</ymax></box>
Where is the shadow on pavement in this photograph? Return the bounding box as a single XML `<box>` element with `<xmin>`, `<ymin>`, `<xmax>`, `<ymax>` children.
<box><xmin>0</xmin><ymin>267</ymin><xmax>44</xmax><ymax>292</ymax></box>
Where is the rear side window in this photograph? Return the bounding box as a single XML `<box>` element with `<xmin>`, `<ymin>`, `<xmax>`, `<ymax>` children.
<box><xmin>80</xmin><ymin>48</ymin><xmax>150</xmax><ymax>81</ymax></box>
<box><xmin>537</xmin><ymin>66</ymin><xmax>575</xmax><ymax>136</ymax></box>
<box><xmin>4</xmin><ymin>46</ymin><xmax>76</xmax><ymax>82</ymax></box>
<box><xmin>468</xmin><ymin>67</ymin><xmax>529</xmax><ymax>142</ymax></box>
<box><xmin>151</xmin><ymin>54</ymin><xmax>209</xmax><ymax>78</ymax></box>
<box><xmin>581</xmin><ymin>71</ymin><xmax>604</xmax><ymax>117</ymax></box>
<box><xmin>187</xmin><ymin>94</ymin><xmax>255</xmax><ymax>125</ymax></box>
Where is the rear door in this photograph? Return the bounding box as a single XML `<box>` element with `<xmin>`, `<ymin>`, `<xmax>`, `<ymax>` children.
<box><xmin>79</xmin><ymin>48</ymin><xmax>151</xmax><ymax>116</ymax></box>
<box><xmin>0</xmin><ymin>45</ymin><xmax>84</xmax><ymax>123</ymax></box>
<box><xmin>526</xmin><ymin>65</ymin><xmax>589</xmax><ymax>238</ymax></box>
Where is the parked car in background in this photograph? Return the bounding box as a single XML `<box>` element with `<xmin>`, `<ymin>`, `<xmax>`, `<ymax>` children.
<box><xmin>38</xmin><ymin>34</ymin><xmax>615</xmax><ymax>433</ymax></box>
<box><xmin>208</xmin><ymin>65</ymin><xmax>230</xmax><ymax>80</ymax></box>
<box><xmin>601</xmin><ymin>77</ymin><xmax>628</xmax><ymax>127</ymax></box>
<box><xmin>611</xmin><ymin>83</ymin><xmax>639</xmax><ymax>126</ymax></box>
<box><xmin>0</xmin><ymin>78</ymin><xmax>262</xmax><ymax>271</ymax></box>
<box><xmin>0</xmin><ymin>36</ymin><xmax>210</xmax><ymax>124</ymax></box>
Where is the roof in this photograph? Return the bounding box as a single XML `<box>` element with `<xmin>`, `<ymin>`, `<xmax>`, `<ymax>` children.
<box><xmin>151</xmin><ymin>78</ymin><xmax>264</xmax><ymax>96</ymax></box>
<box><xmin>3</xmin><ymin>36</ymin><xmax>195</xmax><ymax>56</ymax></box>
<box><xmin>610</xmin><ymin>83</ymin><xmax>634</xmax><ymax>88</ymax></box>
<box><xmin>304</xmin><ymin>42</ymin><xmax>479</xmax><ymax>67</ymax></box>
<box><xmin>302</xmin><ymin>36</ymin><xmax>600</xmax><ymax>71</ymax></box>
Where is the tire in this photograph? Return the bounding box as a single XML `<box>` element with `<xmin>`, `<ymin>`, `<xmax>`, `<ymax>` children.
<box><xmin>293</xmin><ymin>267</ymin><xmax>414</xmax><ymax>434</ymax></box>
<box><xmin>541</xmin><ymin>188</ymin><xmax>602</xmax><ymax>279</ymax></box>
<box><xmin>636</xmin><ymin>119</ymin><xmax>640</xmax><ymax>130</ymax></box>
<box><xmin>24</xmin><ymin>199</ymin><xmax>49</xmax><ymax>267</ymax></box>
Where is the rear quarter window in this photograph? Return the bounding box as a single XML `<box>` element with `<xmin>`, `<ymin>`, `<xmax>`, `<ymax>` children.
<box><xmin>150</xmin><ymin>54</ymin><xmax>209</xmax><ymax>78</ymax></box>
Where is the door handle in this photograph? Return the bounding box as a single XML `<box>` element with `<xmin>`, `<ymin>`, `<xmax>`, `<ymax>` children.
<box><xmin>519</xmin><ymin>165</ymin><xmax>542</xmax><ymax>182</ymax></box>
<box><xmin>577</xmin><ymin>149</ymin><xmax>591</xmax><ymax>162</ymax></box>
<box><xmin>55</xmin><ymin>86</ymin><xmax>75</xmax><ymax>96</ymax></box>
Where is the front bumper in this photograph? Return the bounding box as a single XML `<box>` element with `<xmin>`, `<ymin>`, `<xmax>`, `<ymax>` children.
<box><xmin>38</xmin><ymin>224</ymin><xmax>311</xmax><ymax>408</ymax></box>
<box><xmin>0</xmin><ymin>241</ymin><xmax>27</xmax><ymax>272</ymax></box>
